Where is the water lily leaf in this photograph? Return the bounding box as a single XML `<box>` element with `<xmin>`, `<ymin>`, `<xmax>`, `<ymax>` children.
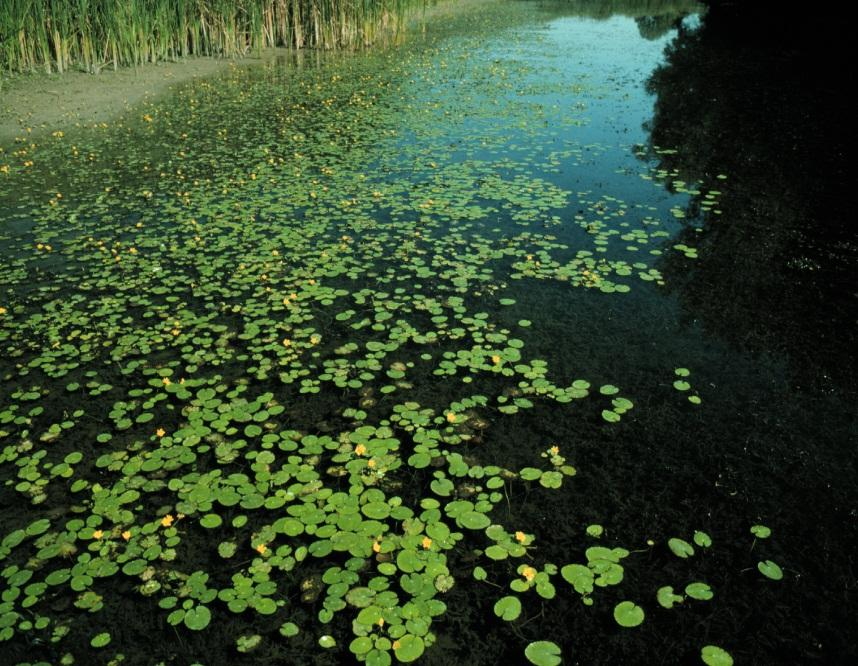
<box><xmin>90</xmin><ymin>632</ymin><xmax>111</xmax><ymax>648</ymax></box>
<box><xmin>279</xmin><ymin>622</ymin><xmax>299</xmax><ymax>637</ymax></box>
<box><xmin>757</xmin><ymin>560</ymin><xmax>783</xmax><ymax>580</ymax></box>
<box><xmin>493</xmin><ymin>595</ymin><xmax>522</xmax><ymax>621</ymax></box>
<box><xmin>524</xmin><ymin>640</ymin><xmax>562</xmax><ymax>666</ymax></box>
<box><xmin>199</xmin><ymin>514</ymin><xmax>222</xmax><ymax>529</ymax></box>
<box><xmin>668</xmin><ymin>538</ymin><xmax>694</xmax><ymax>559</ymax></box>
<box><xmin>685</xmin><ymin>582</ymin><xmax>713</xmax><ymax>600</ymax></box>
<box><xmin>613</xmin><ymin>601</ymin><xmax>645</xmax><ymax>627</ymax></box>
<box><xmin>656</xmin><ymin>585</ymin><xmax>684</xmax><ymax>609</ymax></box>
<box><xmin>701</xmin><ymin>645</ymin><xmax>734</xmax><ymax>666</ymax></box>
<box><xmin>693</xmin><ymin>531</ymin><xmax>712</xmax><ymax>548</ymax></box>
<box><xmin>750</xmin><ymin>524</ymin><xmax>771</xmax><ymax>539</ymax></box>
<box><xmin>458</xmin><ymin>511</ymin><xmax>491</xmax><ymax>530</ymax></box>
<box><xmin>184</xmin><ymin>605</ymin><xmax>211</xmax><ymax>630</ymax></box>
<box><xmin>394</xmin><ymin>634</ymin><xmax>425</xmax><ymax>662</ymax></box>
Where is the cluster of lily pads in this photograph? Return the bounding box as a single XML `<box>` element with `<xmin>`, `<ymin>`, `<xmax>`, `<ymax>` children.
<box><xmin>1</xmin><ymin>5</ymin><xmax>779</xmax><ymax>665</ymax></box>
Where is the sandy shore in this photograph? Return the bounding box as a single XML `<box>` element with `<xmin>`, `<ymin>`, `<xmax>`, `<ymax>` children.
<box><xmin>0</xmin><ymin>57</ymin><xmax>244</xmax><ymax>148</ymax></box>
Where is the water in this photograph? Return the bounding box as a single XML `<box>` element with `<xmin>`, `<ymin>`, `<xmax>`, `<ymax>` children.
<box><xmin>0</xmin><ymin>1</ymin><xmax>854</xmax><ymax>664</ymax></box>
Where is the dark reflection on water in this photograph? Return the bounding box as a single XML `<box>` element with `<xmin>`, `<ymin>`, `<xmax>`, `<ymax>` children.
<box><xmin>645</xmin><ymin>2</ymin><xmax>856</xmax><ymax>398</ymax></box>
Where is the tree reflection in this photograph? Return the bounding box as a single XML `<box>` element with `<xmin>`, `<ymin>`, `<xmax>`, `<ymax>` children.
<box><xmin>645</xmin><ymin>2</ymin><xmax>855</xmax><ymax>394</ymax></box>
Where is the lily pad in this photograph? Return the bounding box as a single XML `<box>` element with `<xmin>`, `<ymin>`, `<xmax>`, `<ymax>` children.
<box><xmin>613</xmin><ymin>601</ymin><xmax>645</xmax><ymax>627</ymax></box>
<box><xmin>524</xmin><ymin>640</ymin><xmax>562</xmax><ymax>666</ymax></box>
<box><xmin>493</xmin><ymin>595</ymin><xmax>522</xmax><ymax>621</ymax></box>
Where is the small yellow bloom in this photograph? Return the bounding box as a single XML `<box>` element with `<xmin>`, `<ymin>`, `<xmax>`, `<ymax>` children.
<box><xmin>282</xmin><ymin>338</ymin><xmax>292</xmax><ymax>347</ymax></box>
<box><xmin>143</xmin><ymin>114</ymin><xmax>153</xmax><ymax>122</ymax></box>
<box><xmin>491</xmin><ymin>355</ymin><xmax>501</xmax><ymax>365</ymax></box>
<box><xmin>392</xmin><ymin>640</ymin><xmax>401</xmax><ymax>650</ymax></box>
<box><xmin>446</xmin><ymin>412</ymin><xmax>456</xmax><ymax>423</ymax></box>
<box><xmin>0</xmin><ymin>307</ymin><xmax>7</xmax><ymax>315</ymax></box>
<box><xmin>156</xmin><ymin>428</ymin><xmax>166</xmax><ymax>438</ymax></box>
<box><xmin>354</xmin><ymin>444</ymin><xmax>367</xmax><ymax>456</ymax></box>
<box><xmin>422</xmin><ymin>537</ymin><xmax>432</xmax><ymax>550</ymax></box>
<box><xmin>162</xmin><ymin>377</ymin><xmax>171</xmax><ymax>386</ymax></box>
<box><xmin>160</xmin><ymin>514</ymin><xmax>174</xmax><ymax>527</ymax></box>
<box><xmin>549</xmin><ymin>445</ymin><xmax>560</xmax><ymax>456</ymax></box>
<box><xmin>121</xmin><ymin>530</ymin><xmax>132</xmax><ymax>541</ymax></box>
<box><xmin>367</xmin><ymin>459</ymin><xmax>376</xmax><ymax>469</ymax></box>
<box><xmin>377</xmin><ymin>618</ymin><xmax>385</xmax><ymax>628</ymax></box>
<box><xmin>515</xmin><ymin>531</ymin><xmax>527</xmax><ymax>543</ymax></box>
<box><xmin>372</xmin><ymin>540</ymin><xmax>382</xmax><ymax>553</ymax></box>
<box><xmin>255</xmin><ymin>543</ymin><xmax>267</xmax><ymax>555</ymax></box>
<box><xmin>522</xmin><ymin>566</ymin><xmax>537</xmax><ymax>582</ymax></box>
<box><xmin>92</xmin><ymin>530</ymin><xmax>104</xmax><ymax>539</ymax></box>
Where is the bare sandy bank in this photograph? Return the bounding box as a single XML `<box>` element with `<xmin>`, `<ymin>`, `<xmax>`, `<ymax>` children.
<box><xmin>0</xmin><ymin>56</ymin><xmax>251</xmax><ymax>148</ymax></box>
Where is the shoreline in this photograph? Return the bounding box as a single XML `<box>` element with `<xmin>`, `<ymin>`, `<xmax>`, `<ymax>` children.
<box><xmin>0</xmin><ymin>1</ymin><xmax>456</xmax><ymax>150</ymax></box>
<box><xmin>0</xmin><ymin>55</ymin><xmax>255</xmax><ymax>149</ymax></box>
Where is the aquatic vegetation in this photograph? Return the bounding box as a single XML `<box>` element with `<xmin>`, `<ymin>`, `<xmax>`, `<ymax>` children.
<box><xmin>0</xmin><ymin>0</ymin><xmax>429</xmax><ymax>73</ymax></box>
<box><xmin>0</xmin><ymin>2</ymin><xmax>795</xmax><ymax>664</ymax></box>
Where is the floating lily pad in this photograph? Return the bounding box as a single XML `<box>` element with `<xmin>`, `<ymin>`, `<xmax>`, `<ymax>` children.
<box><xmin>613</xmin><ymin>601</ymin><xmax>645</xmax><ymax>627</ymax></box>
<box><xmin>524</xmin><ymin>640</ymin><xmax>562</xmax><ymax>666</ymax></box>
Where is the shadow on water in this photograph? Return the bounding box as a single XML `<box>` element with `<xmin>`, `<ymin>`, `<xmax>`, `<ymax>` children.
<box><xmin>645</xmin><ymin>1</ymin><xmax>857</xmax><ymax>399</ymax></box>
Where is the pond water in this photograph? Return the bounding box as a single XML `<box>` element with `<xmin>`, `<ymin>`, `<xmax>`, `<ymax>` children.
<box><xmin>1</xmin><ymin>1</ymin><xmax>855</xmax><ymax>665</ymax></box>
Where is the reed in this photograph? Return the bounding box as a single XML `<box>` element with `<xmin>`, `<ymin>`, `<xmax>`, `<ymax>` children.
<box><xmin>0</xmin><ymin>0</ymin><xmax>425</xmax><ymax>74</ymax></box>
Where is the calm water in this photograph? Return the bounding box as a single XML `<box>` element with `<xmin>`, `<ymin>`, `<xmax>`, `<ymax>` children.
<box><xmin>0</xmin><ymin>1</ymin><xmax>854</xmax><ymax>665</ymax></box>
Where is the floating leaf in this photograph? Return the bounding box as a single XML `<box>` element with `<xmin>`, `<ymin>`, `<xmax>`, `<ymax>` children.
<box><xmin>656</xmin><ymin>586</ymin><xmax>684</xmax><ymax>609</ymax></box>
<box><xmin>701</xmin><ymin>645</ymin><xmax>734</xmax><ymax>666</ymax></box>
<box><xmin>613</xmin><ymin>601</ymin><xmax>645</xmax><ymax>627</ymax></box>
<box><xmin>685</xmin><ymin>582</ymin><xmax>713</xmax><ymax>601</ymax></box>
<box><xmin>184</xmin><ymin>605</ymin><xmax>211</xmax><ymax>630</ymax></box>
<box><xmin>524</xmin><ymin>640</ymin><xmax>562</xmax><ymax>666</ymax></box>
<box><xmin>393</xmin><ymin>634</ymin><xmax>425</xmax><ymax>662</ymax></box>
<box><xmin>757</xmin><ymin>560</ymin><xmax>783</xmax><ymax>580</ymax></box>
<box><xmin>750</xmin><ymin>524</ymin><xmax>771</xmax><ymax>539</ymax></box>
<box><xmin>493</xmin><ymin>595</ymin><xmax>522</xmax><ymax>621</ymax></box>
<box><xmin>668</xmin><ymin>538</ymin><xmax>694</xmax><ymax>559</ymax></box>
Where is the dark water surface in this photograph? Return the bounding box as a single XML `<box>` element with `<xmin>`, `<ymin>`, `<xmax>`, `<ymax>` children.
<box><xmin>1</xmin><ymin>1</ymin><xmax>854</xmax><ymax>665</ymax></box>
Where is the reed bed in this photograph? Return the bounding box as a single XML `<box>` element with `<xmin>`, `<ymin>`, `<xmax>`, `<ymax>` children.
<box><xmin>0</xmin><ymin>0</ymin><xmax>424</xmax><ymax>73</ymax></box>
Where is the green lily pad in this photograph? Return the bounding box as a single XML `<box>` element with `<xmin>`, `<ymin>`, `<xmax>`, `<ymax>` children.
<box><xmin>656</xmin><ymin>585</ymin><xmax>684</xmax><ymax>609</ymax></box>
<box><xmin>668</xmin><ymin>537</ymin><xmax>694</xmax><ymax>559</ymax></box>
<box><xmin>90</xmin><ymin>632</ymin><xmax>111</xmax><ymax>648</ymax></box>
<box><xmin>613</xmin><ymin>601</ymin><xmax>645</xmax><ymax>627</ymax></box>
<box><xmin>393</xmin><ymin>634</ymin><xmax>425</xmax><ymax>662</ymax></box>
<box><xmin>685</xmin><ymin>582</ymin><xmax>713</xmax><ymax>600</ymax></box>
<box><xmin>750</xmin><ymin>524</ymin><xmax>771</xmax><ymax>539</ymax></box>
<box><xmin>493</xmin><ymin>595</ymin><xmax>522</xmax><ymax>621</ymax></box>
<box><xmin>757</xmin><ymin>560</ymin><xmax>783</xmax><ymax>580</ymax></box>
<box><xmin>524</xmin><ymin>640</ymin><xmax>562</xmax><ymax>666</ymax></box>
<box><xmin>459</xmin><ymin>511</ymin><xmax>491</xmax><ymax>530</ymax></box>
<box><xmin>701</xmin><ymin>645</ymin><xmax>733</xmax><ymax>666</ymax></box>
<box><xmin>184</xmin><ymin>605</ymin><xmax>211</xmax><ymax>630</ymax></box>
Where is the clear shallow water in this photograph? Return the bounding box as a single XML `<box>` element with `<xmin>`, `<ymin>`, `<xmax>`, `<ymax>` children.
<box><xmin>0</xmin><ymin>1</ymin><xmax>854</xmax><ymax>665</ymax></box>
